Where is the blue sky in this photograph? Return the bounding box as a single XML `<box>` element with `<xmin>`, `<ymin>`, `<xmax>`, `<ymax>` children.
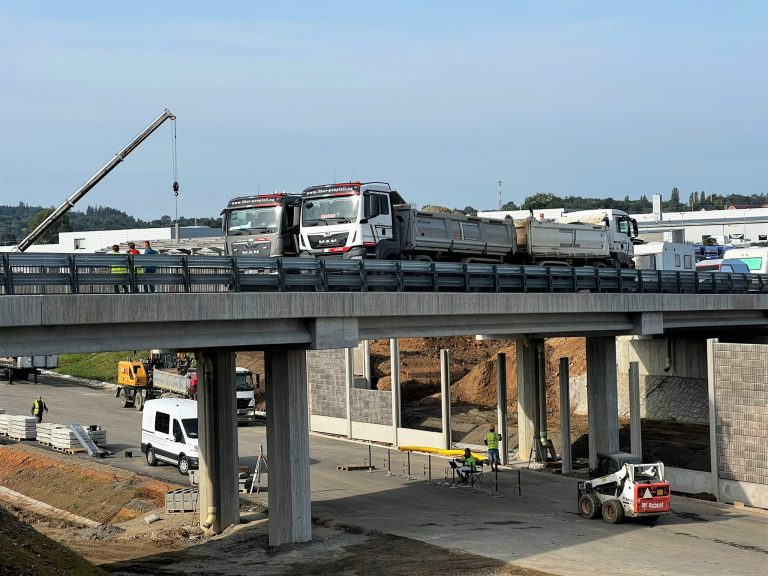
<box><xmin>1</xmin><ymin>1</ymin><xmax>766</xmax><ymax>220</ymax></box>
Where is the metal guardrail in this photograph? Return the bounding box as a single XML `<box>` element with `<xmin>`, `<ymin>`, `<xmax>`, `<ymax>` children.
<box><xmin>1</xmin><ymin>253</ymin><xmax>767</xmax><ymax>295</ymax></box>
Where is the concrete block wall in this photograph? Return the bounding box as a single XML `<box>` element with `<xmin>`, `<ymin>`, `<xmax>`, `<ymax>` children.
<box><xmin>307</xmin><ymin>347</ymin><xmax>392</xmax><ymax>427</ymax></box>
<box><xmin>351</xmin><ymin>388</ymin><xmax>392</xmax><ymax>426</ymax></box>
<box><xmin>711</xmin><ymin>342</ymin><xmax>768</xmax><ymax>486</ymax></box>
<box><xmin>307</xmin><ymin>349</ymin><xmax>346</xmax><ymax>418</ymax></box>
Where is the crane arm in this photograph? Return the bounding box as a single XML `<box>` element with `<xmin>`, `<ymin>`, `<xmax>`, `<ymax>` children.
<box><xmin>16</xmin><ymin>108</ymin><xmax>176</xmax><ymax>252</ymax></box>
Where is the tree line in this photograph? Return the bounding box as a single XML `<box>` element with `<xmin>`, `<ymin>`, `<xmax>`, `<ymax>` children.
<box><xmin>0</xmin><ymin>203</ymin><xmax>222</xmax><ymax>244</ymax></box>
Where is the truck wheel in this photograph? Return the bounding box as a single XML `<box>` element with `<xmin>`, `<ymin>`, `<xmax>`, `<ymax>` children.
<box><xmin>146</xmin><ymin>447</ymin><xmax>157</xmax><ymax>466</ymax></box>
<box><xmin>134</xmin><ymin>393</ymin><xmax>144</xmax><ymax>412</ymax></box>
<box><xmin>178</xmin><ymin>455</ymin><xmax>190</xmax><ymax>475</ymax></box>
<box><xmin>578</xmin><ymin>493</ymin><xmax>601</xmax><ymax>520</ymax></box>
<box><xmin>602</xmin><ymin>499</ymin><xmax>625</xmax><ymax>524</ymax></box>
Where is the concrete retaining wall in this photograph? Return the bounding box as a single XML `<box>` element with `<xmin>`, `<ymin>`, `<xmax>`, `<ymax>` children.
<box><xmin>307</xmin><ymin>349</ymin><xmax>346</xmax><ymax>418</ymax></box>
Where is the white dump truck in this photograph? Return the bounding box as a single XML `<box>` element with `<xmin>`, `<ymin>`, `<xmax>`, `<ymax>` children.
<box><xmin>0</xmin><ymin>356</ymin><xmax>58</xmax><ymax>382</ymax></box>
<box><xmin>298</xmin><ymin>182</ymin><xmax>637</xmax><ymax>267</ymax></box>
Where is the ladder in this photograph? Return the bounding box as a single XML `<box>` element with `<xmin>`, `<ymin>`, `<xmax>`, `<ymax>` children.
<box><xmin>69</xmin><ymin>424</ymin><xmax>105</xmax><ymax>457</ymax></box>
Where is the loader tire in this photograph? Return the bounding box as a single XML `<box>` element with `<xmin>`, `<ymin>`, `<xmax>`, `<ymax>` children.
<box><xmin>578</xmin><ymin>493</ymin><xmax>601</xmax><ymax>520</ymax></box>
<box><xmin>602</xmin><ymin>499</ymin><xmax>625</xmax><ymax>524</ymax></box>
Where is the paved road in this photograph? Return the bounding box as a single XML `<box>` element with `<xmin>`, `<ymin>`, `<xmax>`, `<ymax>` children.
<box><xmin>1</xmin><ymin>375</ymin><xmax>766</xmax><ymax>576</ymax></box>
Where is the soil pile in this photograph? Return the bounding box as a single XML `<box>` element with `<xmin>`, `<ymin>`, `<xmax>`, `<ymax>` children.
<box><xmin>0</xmin><ymin>444</ymin><xmax>180</xmax><ymax>524</ymax></box>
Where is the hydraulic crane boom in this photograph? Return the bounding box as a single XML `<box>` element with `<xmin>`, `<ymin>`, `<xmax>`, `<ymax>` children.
<box><xmin>16</xmin><ymin>108</ymin><xmax>176</xmax><ymax>252</ymax></box>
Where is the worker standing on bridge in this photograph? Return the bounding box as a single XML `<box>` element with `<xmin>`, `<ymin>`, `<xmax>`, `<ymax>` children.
<box><xmin>30</xmin><ymin>395</ymin><xmax>48</xmax><ymax>423</ymax></box>
<box><xmin>111</xmin><ymin>244</ymin><xmax>130</xmax><ymax>293</ymax></box>
<box><xmin>142</xmin><ymin>240</ymin><xmax>157</xmax><ymax>293</ymax></box>
<box><xmin>484</xmin><ymin>424</ymin><xmax>502</xmax><ymax>472</ymax></box>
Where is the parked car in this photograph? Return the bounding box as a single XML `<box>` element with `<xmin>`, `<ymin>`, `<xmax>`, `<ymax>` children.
<box><xmin>141</xmin><ymin>398</ymin><xmax>199</xmax><ymax>475</ymax></box>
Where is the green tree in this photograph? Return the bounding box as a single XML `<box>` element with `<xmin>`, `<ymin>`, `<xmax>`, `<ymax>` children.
<box><xmin>26</xmin><ymin>209</ymin><xmax>72</xmax><ymax>244</ymax></box>
<box><xmin>669</xmin><ymin>187</ymin><xmax>681</xmax><ymax>211</ymax></box>
<box><xmin>501</xmin><ymin>200</ymin><xmax>519</xmax><ymax>211</ymax></box>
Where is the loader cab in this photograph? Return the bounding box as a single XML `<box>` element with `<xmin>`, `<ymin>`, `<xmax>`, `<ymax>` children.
<box><xmin>591</xmin><ymin>452</ymin><xmax>641</xmax><ymax>478</ymax></box>
<box><xmin>118</xmin><ymin>360</ymin><xmax>148</xmax><ymax>388</ymax></box>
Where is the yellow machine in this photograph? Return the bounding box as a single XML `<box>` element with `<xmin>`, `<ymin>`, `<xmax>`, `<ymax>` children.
<box><xmin>116</xmin><ymin>360</ymin><xmax>150</xmax><ymax>410</ymax></box>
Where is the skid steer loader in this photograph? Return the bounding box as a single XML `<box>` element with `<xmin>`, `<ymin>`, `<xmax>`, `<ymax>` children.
<box><xmin>577</xmin><ymin>452</ymin><xmax>671</xmax><ymax>525</ymax></box>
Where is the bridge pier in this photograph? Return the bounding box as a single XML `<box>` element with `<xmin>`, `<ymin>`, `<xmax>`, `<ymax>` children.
<box><xmin>516</xmin><ymin>338</ymin><xmax>538</xmax><ymax>461</ymax></box>
<box><xmin>196</xmin><ymin>350</ymin><xmax>240</xmax><ymax>535</ymax></box>
<box><xmin>265</xmin><ymin>349</ymin><xmax>311</xmax><ymax>546</ymax></box>
<box><xmin>586</xmin><ymin>336</ymin><xmax>620</xmax><ymax>469</ymax></box>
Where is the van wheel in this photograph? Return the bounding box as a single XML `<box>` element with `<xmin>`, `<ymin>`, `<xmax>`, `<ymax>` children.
<box><xmin>178</xmin><ymin>455</ymin><xmax>190</xmax><ymax>475</ymax></box>
<box><xmin>134</xmin><ymin>393</ymin><xmax>144</xmax><ymax>412</ymax></box>
<box><xmin>146</xmin><ymin>447</ymin><xmax>157</xmax><ymax>467</ymax></box>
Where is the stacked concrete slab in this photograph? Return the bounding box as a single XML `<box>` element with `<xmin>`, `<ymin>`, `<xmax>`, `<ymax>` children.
<box><xmin>0</xmin><ymin>413</ymin><xmax>8</xmax><ymax>435</ymax></box>
<box><xmin>49</xmin><ymin>426</ymin><xmax>107</xmax><ymax>450</ymax></box>
<box><xmin>7</xmin><ymin>416</ymin><xmax>36</xmax><ymax>440</ymax></box>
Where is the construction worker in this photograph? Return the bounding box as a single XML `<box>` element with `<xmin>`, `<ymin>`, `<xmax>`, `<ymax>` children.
<box><xmin>455</xmin><ymin>448</ymin><xmax>478</xmax><ymax>484</ymax></box>
<box><xmin>110</xmin><ymin>245</ymin><xmax>129</xmax><ymax>293</ymax></box>
<box><xmin>30</xmin><ymin>395</ymin><xmax>48</xmax><ymax>423</ymax></box>
<box><xmin>484</xmin><ymin>424</ymin><xmax>502</xmax><ymax>472</ymax></box>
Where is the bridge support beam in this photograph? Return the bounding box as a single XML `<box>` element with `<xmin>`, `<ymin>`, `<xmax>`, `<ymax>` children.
<box><xmin>265</xmin><ymin>349</ymin><xmax>311</xmax><ymax>546</ymax></box>
<box><xmin>516</xmin><ymin>338</ymin><xmax>537</xmax><ymax>461</ymax></box>
<box><xmin>390</xmin><ymin>338</ymin><xmax>401</xmax><ymax>446</ymax></box>
<box><xmin>496</xmin><ymin>352</ymin><xmax>508</xmax><ymax>466</ymax></box>
<box><xmin>196</xmin><ymin>350</ymin><xmax>240</xmax><ymax>535</ymax></box>
<box><xmin>586</xmin><ymin>336</ymin><xmax>620</xmax><ymax>469</ymax></box>
<box><xmin>440</xmin><ymin>348</ymin><xmax>452</xmax><ymax>449</ymax></box>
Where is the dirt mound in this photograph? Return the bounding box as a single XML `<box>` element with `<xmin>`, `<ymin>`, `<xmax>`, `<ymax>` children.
<box><xmin>0</xmin><ymin>444</ymin><xmax>181</xmax><ymax>524</ymax></box>
<box><xmin>451</xmin><ymin>344</ymin><xmax>518</xmax><ymax>406</ymax></box>
<box><xmin>0</xmin><ymin>504</ymin><xmax>105</xmax><ymax>576</ymax></box>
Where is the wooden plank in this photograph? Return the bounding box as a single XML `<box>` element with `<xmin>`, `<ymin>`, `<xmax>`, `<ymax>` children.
<box><xmin>337</xmin><ymin>464</ymin><xmax>376</xmax><ymax>471</ymax></box>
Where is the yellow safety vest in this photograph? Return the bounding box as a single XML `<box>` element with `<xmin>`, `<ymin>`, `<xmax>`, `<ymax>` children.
<box><xmin>33</xmin><ymin>400</ymin><xmax>44</xmax><ymax>415</ymax></box>
<box><xmin>485</xmin><ymin>432</ymin><xmax>499</xmax><ymax>449</ymax></box>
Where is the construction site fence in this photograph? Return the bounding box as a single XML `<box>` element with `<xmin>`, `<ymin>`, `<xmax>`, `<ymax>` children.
<box><xmin>2</xmin><ymin>253</ymin><xmax>768</xmax><ymax>296</ymax></box>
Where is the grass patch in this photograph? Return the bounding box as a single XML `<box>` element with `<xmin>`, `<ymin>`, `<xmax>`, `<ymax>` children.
<box><xmin>54</xmin><ymin>351</ymin><xmax>149</xmax><ymax>383</ymax></box>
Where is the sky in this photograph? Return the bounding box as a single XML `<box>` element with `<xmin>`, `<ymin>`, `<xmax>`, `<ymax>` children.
<box><xmin>0</xmin><ymin>1</ymin><xmax>766</xmax><ymax>220</ymax></box>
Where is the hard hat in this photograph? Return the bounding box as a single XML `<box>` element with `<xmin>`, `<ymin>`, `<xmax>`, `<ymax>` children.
<box><xmin>490</xmin><ymin>424</ymin><xmax>495</xmax><ymax>430</ymax></box>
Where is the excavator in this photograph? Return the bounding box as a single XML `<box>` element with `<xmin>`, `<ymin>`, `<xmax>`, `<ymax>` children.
<box><xmin>577</xmin><ymin>452</ymin><xmax>671</xmax><ymax>525</ymax></box>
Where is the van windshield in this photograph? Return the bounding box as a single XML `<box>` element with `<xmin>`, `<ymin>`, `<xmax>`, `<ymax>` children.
<box><xmin>182</xmin><ymin>418</ymin><xmax>198</xmax><ymax>439</ymax></box>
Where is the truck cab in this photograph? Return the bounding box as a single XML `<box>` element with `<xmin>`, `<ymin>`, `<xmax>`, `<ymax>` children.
<box><xmin>235</xmin><ymin>367</ymin><xmax>259</xmax><ymax>424</ymax></box>
<box><xmin>299</xmin><ymin>182</ymin><xmax>406</xmax><ymax>259</ymax></box>
<box><xmin>222</xmin><ymin>193</ymin><xmax>302</xmax><ymax>257</ymax></box>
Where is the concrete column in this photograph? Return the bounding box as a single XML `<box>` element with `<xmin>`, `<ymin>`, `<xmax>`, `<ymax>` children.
<box><xmin>586</xmin><ymin>336</ymin><xmax>620</xmax><ymax>469</ymax></box>
<box><xmin>559</xmin><ymin>357</ymin><xmax>572</xmax><ymax>474</ymax></box>
<box><xmin>496</xmin><ymin>352</ymin><xmax>508</xmax><ymax>465</ymax></box>
<box><xmin>344</xmin><ymin>347</ymin><xmax>354</xmax><ymax>438</ymax></box>
<box><xmin>196</xmin><ymin>350</ymin><xmax>239</xmax><ymax>535</ymax></box>
<box><xmin>440</xmin><ymin>348</ymin><xmax>452</xmax><ymax>449</ymax></box>
<box><xmin>265</xmin><ymin>349</ymin><xmax>311</xmax><ymax>545</ymax></box>
<box><xmin>516</xmin><ymin>339</ymin><xmax>537</xmax><ymax>461</ymax></box>
<box><xmin>536</xmin><ymin>340</ymin><xmax>547</xmax><ymax>458</ymax></box>
<box><xmin>363</xmin><ymin>340</ymin><xmax>372</xmax><ymax>388</ymax></box>
<box><xmin>706</xmin><ymin>338</ymin><xmax>720</xmax><ymax>500</ymax></box>
<box><xmin>628</xmin><ymin>361</ymin><xmax>642</xmax><ymax>458</ymax></box>
<box><xmin>390</xmin><ymin>338</ymin><xmax>401</xmax><ymax>446</ymax></box>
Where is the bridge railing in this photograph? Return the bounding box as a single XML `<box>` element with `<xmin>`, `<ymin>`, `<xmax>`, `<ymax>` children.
<box><xmin>1</xmin><ymin>253</ymin><xmax>767</xmax><ymax>296</ymax></box>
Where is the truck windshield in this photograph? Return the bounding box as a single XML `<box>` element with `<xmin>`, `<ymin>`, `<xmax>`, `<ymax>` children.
<box><xmin>302</xmin><ymin>195</ymin><xmax>359</xmax><ymax>226</ymax></box>
<box><xmin>235</xmin><ymin>373</ymin><xmax>254</xmax><ymax>391</ymax></box>
<box><xmin>226</xmin><ymin>206</ymin><xmax>281</xmax><ymax>235</ymax></box>
<box><xmin>182</xmin><ymin>418</ymin><xmax>198</xmax><ymax>439</ymax></box>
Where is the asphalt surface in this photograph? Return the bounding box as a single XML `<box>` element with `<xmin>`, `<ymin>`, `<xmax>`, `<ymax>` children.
<box><xmin>1</xmin><ymin>374</ymin><xmax>767</xmax><ymax>576</ymax></box>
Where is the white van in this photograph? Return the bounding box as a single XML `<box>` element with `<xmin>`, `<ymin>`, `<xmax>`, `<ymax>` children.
<box><xmin>723</xmin><ymin>247</ymin><xmax>768</xmax><ymax>273</ymax></box>
<box><xmin>141</xmin><ymin>399</ymin><xmax>199</xmax><ymax>475</ymax></box>
<box><xmin>633</xmin><ymin>242</ymin><xmax>696</xmax><ymax>271</ymax></box>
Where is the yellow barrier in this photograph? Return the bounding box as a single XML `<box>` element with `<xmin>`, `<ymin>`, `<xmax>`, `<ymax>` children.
<box><xmin>398</xmin><ymin>446</ymin><xmax>487</xmax><ymax>462</ymax></box>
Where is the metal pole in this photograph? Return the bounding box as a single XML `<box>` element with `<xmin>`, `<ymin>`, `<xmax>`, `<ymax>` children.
<box><xmin>407</xmin><ymin>451</ymin><xmax>411</xmax><ymax>478</ymax></box>
<box><xmin>497</xmin><ymin>352</ymin><xmax>508</xmax><ymax>465</ymax></box>
<box><xmin>440</xmin><ymin>349</ymin><xmax>452</xmax><ymax>449</ymax></box>
<box><xmin>428</xmin><ymin>454</ymin><xmax>432</xmax><ymax>484</ymax></box>
<box><xmin>368</xmin><ymin>443</ymin><xmax>373</xmax><ymax>472</ymax></box>
<box><xmin>386</xmin><ymin>449</ymin><xmax>391</xmax><ymax>476</ymax></box>
<box><xmin>559</xmin><ymin>357</ymin><xmax>572</xmax><ymax>474</ymax></box>
<box><xmin>629</xmin><ymin>361</ymin><xmax>642</xmax><ymax>457</ymax></box>
<box><xmin>518</xmin><ymin>469</ymin><xmax>522</xmax><ymax>498</ymax></box>
<box><xmin>17</xmin><ymin>109</ymin><xmax>176</xmax><ymax>252</ymax></box>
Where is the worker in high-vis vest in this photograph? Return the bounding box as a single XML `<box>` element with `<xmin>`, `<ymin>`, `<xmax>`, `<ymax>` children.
<box><xmin>110</xmin><ymin>244</ymin><xmax>130</xmax><ymax>293</ymax></box>
<box><xmin>30</xmin><ymin>395</ymin><xmax>48</xmax><ymax>423</ymax></box>
<box><xmin>484</xmin><ymin>424</ymin><xmax>502</xmax><ymax>471</ymax></box>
